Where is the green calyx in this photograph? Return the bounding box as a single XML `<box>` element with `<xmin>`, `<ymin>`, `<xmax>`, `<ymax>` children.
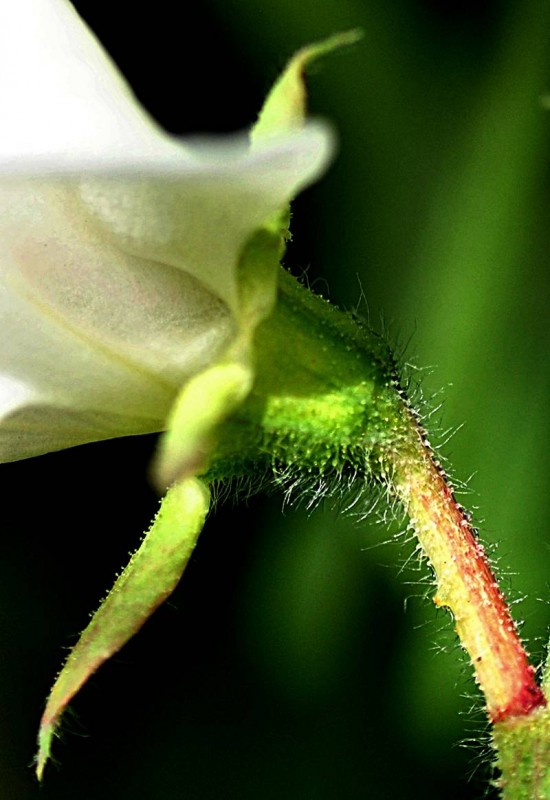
<box><xmin>205</xmin><ymin>268</ymin><xmax>412</xmax><ymax>488</ymax></box>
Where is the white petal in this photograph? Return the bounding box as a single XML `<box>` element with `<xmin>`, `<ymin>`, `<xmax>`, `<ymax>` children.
<box><xmin>78</xmin><ymin>125</ymin><xmax>334</xmax><ymax>311</ymax></box>
<box><xmin>0</xmin><ymin>0</ymin><xmax>335</xmax><ymax>185</ymax></box>
<box><xmin>0</xmin><ymin>181</ymin><xmax>236</xmax><ymax>461</ymax></box>
<box><xmin>0</xmin><ymin>390</ymin><xmax>162</xmax><ymax>463</ymax></box>
<box><xmin>0</xmin><ymin>0</ymin><xmax>171</xmax><ymax>167</ymax></box>
<box><xmin>0</xmin><ymin>0</ymin><xmax>334</xmax><ymax>313</ymax></box>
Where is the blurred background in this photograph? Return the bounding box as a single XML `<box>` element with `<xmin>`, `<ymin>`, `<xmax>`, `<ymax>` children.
<box><xmin>2</xmin><ymin>0</ymin><xmax>550</xmax><ymax>797</ymax></box>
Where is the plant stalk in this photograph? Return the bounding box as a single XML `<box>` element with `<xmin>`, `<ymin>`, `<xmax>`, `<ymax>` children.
<box><xmin>393</xmin><ymin>413</ymin><xmax>545</xmax><ymax>723</ymax></box>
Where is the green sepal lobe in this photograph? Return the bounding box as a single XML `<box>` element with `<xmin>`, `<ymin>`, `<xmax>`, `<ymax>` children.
<box><xmin>36</xmin><ymin>478</ymin><xmax>210</xmax><ymax>781</ymax></box>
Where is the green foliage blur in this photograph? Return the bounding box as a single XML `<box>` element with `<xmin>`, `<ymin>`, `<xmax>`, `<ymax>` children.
<box><xmin>2</xmin><ymin>1</ymin><xmax>550</xmax><ymax>798</ymax></box>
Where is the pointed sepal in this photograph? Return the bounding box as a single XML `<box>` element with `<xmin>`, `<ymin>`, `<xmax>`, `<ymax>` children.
<box><xmin>251</xmin><ymin>29</ymin><xmax>362</xmax><ymax>142</ymax></box>
<box><xmin>36</xmin><ymin>477</ymin><xmax>210</xmax><ymax>780</ymax></box>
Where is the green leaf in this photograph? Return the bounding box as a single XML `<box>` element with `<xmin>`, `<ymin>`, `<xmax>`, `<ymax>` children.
<box><xmin>36</xmin><ymin>477</ymin><xmax>210</xmax><ymax>780</ymax></box>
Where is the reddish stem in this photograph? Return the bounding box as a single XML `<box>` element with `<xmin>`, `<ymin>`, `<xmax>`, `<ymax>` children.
<box><xmin>393</xmin><ymin>424</ymin><xmax>545</xmax><ymax>723</ymax></box>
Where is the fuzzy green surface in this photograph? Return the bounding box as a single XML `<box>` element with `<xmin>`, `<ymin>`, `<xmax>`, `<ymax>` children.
<box><xmin>492</xmin><ymin>707</ymin><xmax>550</xmax><ymax>799</ymax></box>
<box><xmin>206</xmin><ymin>269</ymin><xmax>412</xmax><ymax>483</ymax></box>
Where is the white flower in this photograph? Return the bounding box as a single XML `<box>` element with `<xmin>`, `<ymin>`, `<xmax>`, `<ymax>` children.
<box><xmin>0</xmin><ymin>0</ymin><xmax>334</xmax><ymax>465</ymax></box>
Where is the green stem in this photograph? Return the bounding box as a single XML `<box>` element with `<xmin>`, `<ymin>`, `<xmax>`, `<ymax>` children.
<box><xmin>492</xmin><ymin>708</ymin><xmax>550</xmax><ymax>798</ymax></box>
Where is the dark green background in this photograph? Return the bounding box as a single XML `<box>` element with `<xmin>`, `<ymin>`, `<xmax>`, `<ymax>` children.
<box><xmin>2</xmin><ymin>1</ymin><xmax>550</xmax><ymax>797</ymax></box>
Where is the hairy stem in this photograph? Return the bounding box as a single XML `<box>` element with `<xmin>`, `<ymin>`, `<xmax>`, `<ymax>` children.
<box><xmin>392</xmin><ymin>414</ymin><xmax>545</xmax><ymax>723</ymax></box>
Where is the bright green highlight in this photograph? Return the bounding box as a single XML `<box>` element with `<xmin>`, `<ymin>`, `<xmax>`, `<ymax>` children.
<box><xmin>36</xmin><ymin>478</ymin><xmax>210</xmax><ymax>781</ymax></box>
<box><xmin>205</xmin><ymin>268</ymin><xmax>408</xmax><ymax>484</ymax></box>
